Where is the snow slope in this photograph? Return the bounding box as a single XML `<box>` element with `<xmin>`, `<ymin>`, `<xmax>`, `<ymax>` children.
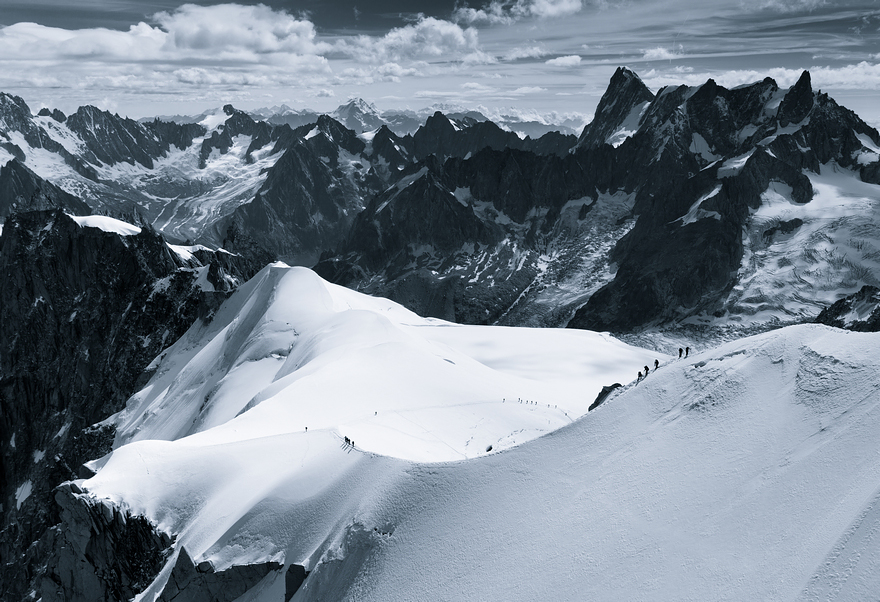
<box><xmin>110</xmin><ymin>264</ymin><xmax>659</xmax><ymax>459</ymax></box>
<box><xmin>81</xmin><ymin>267</ymin><xmax>880</xmax><ymax>601</ymax></box>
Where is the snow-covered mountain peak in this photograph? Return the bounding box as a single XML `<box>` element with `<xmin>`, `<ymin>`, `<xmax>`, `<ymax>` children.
<box><xmin>80</xmin><ymin>321</ymin><xmax>880</xmax><ymax>601</ymax></box>
<box><xmin>336</xmin><ymin>97</ymin><xmax>379</xmax><ymax>116</ymax></box>
<box><xmin>110</xmin><ymin>264</ymin><xmax>658</xmax><ymax>459</ymax></box>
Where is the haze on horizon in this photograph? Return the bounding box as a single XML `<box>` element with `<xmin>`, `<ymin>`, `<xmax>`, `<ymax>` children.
<box><xmin>1</xmin><ymin>0</ymin><xmax>879</xmax><ymax>126</ymax></box>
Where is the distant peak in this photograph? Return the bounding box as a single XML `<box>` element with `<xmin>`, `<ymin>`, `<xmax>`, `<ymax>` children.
<box><xmin>337</xmin><ymin>97</ymin><xmax>379</xmax><ymax>114</ymax></box>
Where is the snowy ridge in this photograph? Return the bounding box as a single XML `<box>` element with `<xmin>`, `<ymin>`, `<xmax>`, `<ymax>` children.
<box><xmin>69</xmin><ymin>214</ymin><xmax>142</xmax><ymax>236</ymax></box>
<box><xmin>111</xmin><ymin>264</ymin><xmax>657</xmax><ymax>457</ymax></box>
<box><xmin>82</xmin><ymin>319</ymin><xmax>880</xmax><ymax>600</ymax></box>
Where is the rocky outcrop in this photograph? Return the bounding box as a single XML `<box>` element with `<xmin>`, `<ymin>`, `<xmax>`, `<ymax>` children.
<box><xmin>0</xmin><ymin>210</ymin><xmax>259</xmax><ymax>602</ymax></box>
<box><xmin>0</xmin><ymin>159</ymin><xmax>91</xmax><ymax>218</ymax></box>
<box><xmin>66</xmin><ymin>106</ymin><xmax>169</xmax><ymax>169</ymax></box>
<box><xmin>41</xmin><ymin>483</ymin><xmax>173</xmax><ymax>602</ymax></box>
<box><xmin>777</xmin><ymin>70</ymin><xmax>813</xmax><ymax>127</ymax></box>
<box><xmin>815</xmin><ymin>285</ymin><xmax>880</xmax><ymax>331</ymax></box>
<box><xmin>37</xmin><ymin>108</ymin><xmax>66</xmax><ymax>123</ymax></box>
<box><xmin>156</xmin><ymin>547</ymin><xmax>286</xmax><ymax>602</ymax></box>
<box><xmin>588</xmin><ymin>384</ymin><xmax>622</xmax><ymax>411</ymax></box>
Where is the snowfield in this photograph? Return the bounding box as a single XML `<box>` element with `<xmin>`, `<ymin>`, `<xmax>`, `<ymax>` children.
<box><xmin>81</xmin><ymin>267</ymin><xmax>880</xmax><ymax>601</ymax></box>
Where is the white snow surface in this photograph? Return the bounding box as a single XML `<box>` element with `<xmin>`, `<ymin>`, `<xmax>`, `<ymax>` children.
<box><xmin>84</xmin><ymin>317</ymin><xmax>880</xmax><ymax>601</ymax></box>
<box><xmin>110</xmin><ymin>265</ymin><xmax>657</xmax><ymax>457</ymax></box>
<box><xmin>606</xmin><ymin>101</ymin><xmax>650</xmax><ymax>148</ymax></box>
<box><xmin>69</xmin><ymin>214</ymin><xmax>142</xmax><ymax>236</ymax></box>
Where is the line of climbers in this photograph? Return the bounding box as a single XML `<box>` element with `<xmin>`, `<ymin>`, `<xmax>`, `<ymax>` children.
<box><xmin>636</xmin><ymin>346</ymin><xmax>689</xmax><ymax>382</ymax></box>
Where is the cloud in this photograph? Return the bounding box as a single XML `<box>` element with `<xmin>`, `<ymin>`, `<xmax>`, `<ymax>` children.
<box><xmin>641</xmin><ymin>47</ymin><xmax>683</xmax><ymax>61</ymax></box>
<box><xmin>155</xmin><ymin>4</ymin><xmax>328</xmax><ymax>56</ymax></box>
<box><xmin>335</xmin><ymin>16</ymin><xmax>480</xmax><ymax>63</ymax></box>
<box><xmin>747</xmin><ymin>0</ymin><xmax>827</xmax><ymax>12</ymax></box>
<box><xmin>0</xmin><ymin>4</ymin><xmax>332</xmax><ymax>65</ymax></box>
<box><xmin>462</xmin><ymin>82</ymin><xmax>496</xmax><ymax>92</ymax></box>
<box><xmin>511</xmin><ymin>86</ymin><xmax>547</xmax><ymax>94</ymax></box>
<box><xmin>377</xmin><ymin>62</ymin><xmax>422</xmax><ymax>81</ymax></box>
<box><xmin>545</xmin><ymin>55</ymin><xmax>582</xmax><ymax>67</ymax></box>
<box><xmin>640</xmin><ymin>61</ymin><xmax>880</xmax><ymax>91</ymax></box>
<box><xmin>454</xmin><ymin>0</ymin><xmax>583</xmax><ymax>25</ymax></box>
<box><xmin>503</xmin><ymin>46</ymin><xmax>549</xmax><ymax>61</ymax></box>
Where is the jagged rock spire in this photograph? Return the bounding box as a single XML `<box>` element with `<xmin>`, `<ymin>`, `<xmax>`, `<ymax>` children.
<box><xmin>777</xmin><ymin>70</ymin><xmax>813</xmax><ymax>127</ymax></box>
<box><xmin>576</xmin><ymin>67</ymin><xmax>655</xmax><ymax>149</ymax></box>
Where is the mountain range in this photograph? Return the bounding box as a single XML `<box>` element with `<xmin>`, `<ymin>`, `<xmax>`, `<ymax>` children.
<box><xmin>2</xmin><ymin>68</ymin><xmax>880</xmax><ymax>601</ymax></box>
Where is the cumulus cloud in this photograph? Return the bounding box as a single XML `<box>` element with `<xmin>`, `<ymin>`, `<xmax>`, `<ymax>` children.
<box><xmin>454</xmin><ymin>0</ymin><xmax>584</xmax><ymax>25</ymax></box>
<box><xmin>545</xmin><ymin>55</ymin><xmax>582</xmax><ymax>67</ymax></box>
<box><xmin>0</xmin><ymin>3</ymin><xmax>471</xmax><ymax>111</ymax></box>
<box><xmin>335</xmin><ymin>16</ymin><xmax>480</xmax><ymax>63</ymax></box>
<box><xmin>0</xmin><ymin>4</ymin><xmax>333</xmax><ymax>66</ymax></box>
<box><xmin>377</xmin><ymin>62</ymin><xmax>422</xmax><ymax>81</ymax></box>
<box><xmin>155</xmin><ymin>3</ymin><xmax>329</xmax><ymax>56</ymax></box>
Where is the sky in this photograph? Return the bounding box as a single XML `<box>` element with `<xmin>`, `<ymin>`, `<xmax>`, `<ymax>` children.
<box><xmin>1</xmin><ymin>0</ymin><xmax>879</xmax><ymax>125</ymax></box>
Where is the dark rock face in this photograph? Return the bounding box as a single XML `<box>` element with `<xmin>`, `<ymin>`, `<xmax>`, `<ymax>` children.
<box><xmin>576</xmin><ymin>66</ymin><xmax>654</xmax><ymax>150</ymax></box>
<box><xmin>144</xmin><ymin>119</ymin><xmax>206</xmax><ymax>153</ymax></box>
<box><xmin>815</xmin><ymin>285</ymin><xmax>880</xmax><ymax>331</ymax></box>
<box><xmin>221</xmin><ymin>133</ymin><xmax>376</xmax><ymax>265</ymax></box>
<box><xmin>312</xmin><ymin>69</ymin><xmax>880</xmax><ymax>332</ymax></box>
<box><xmin>588</xmin><ymin>384</ymin><xmax>622</xmax><ymax>411</ymax></box>
<box><xmin>568</xmin><ymin>69</ymin><xmax>880</xmax><ymax>333</ymax></box>
<box><xmin>340</xmin><ymin>160</ymin><xmax>501</xmax><ymax>272</ymax></box>
<box><xmin>777</xmin><ymin>70</ymin><xmax>813</xmax><ymax>127</ymax></box>
<box><xmin>412</xmin><ymin>111</ymin><xmax>575</xmax><ymax>161</ymax></box>
<box><xmin>285</xmin><ymin>563</ymin><xmax>308</xmax><ymax>601</ymax></box>
<box><xmin>0</xmin><ymin>93</ymin><xmax>97</xmax><ymax>179</ymax></box>
<box><xmin>0</xmin><ymin>160</ymin><xmax>91</xmax><ymax>218</ymax></box>
<box><xmin>66</xmin><ymin>106</ymin><xmax>168</xmax><ymax>169</ymax></box>
<box><xmin>41</xmin><ymin>483</ymin><xmax>173</xmax><ymax>602</ymax></box>
<box><xmin>37</xmin><ymin>108</ymin><xmax>66</xmax><ymax>123</ymax></box>
<box><xmin>156</xmin><ymin>547</ymin><xmax>284</xmax><ymax>602</ymax></box>
<box><xmin>0</xmin><ymin>210</ymin><xmax>258</xmax><ymax>602</ymax></box>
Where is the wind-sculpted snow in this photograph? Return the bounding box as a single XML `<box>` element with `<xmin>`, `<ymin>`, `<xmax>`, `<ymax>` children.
<box><xmin>110</xmin><ymin>264</ymin><xmax>657</xmax><ymax>457</ymax></box>
<box><xmin>82</xmin><ymin>318</ymin><xmax>880</xmax><ymax>601</ymax></box>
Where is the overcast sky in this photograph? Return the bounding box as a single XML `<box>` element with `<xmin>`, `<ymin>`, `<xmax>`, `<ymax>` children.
<box><xmin>1</xmin><ymin>0</ymin><xmax>879</xmax><ymax>125</ymax></box>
